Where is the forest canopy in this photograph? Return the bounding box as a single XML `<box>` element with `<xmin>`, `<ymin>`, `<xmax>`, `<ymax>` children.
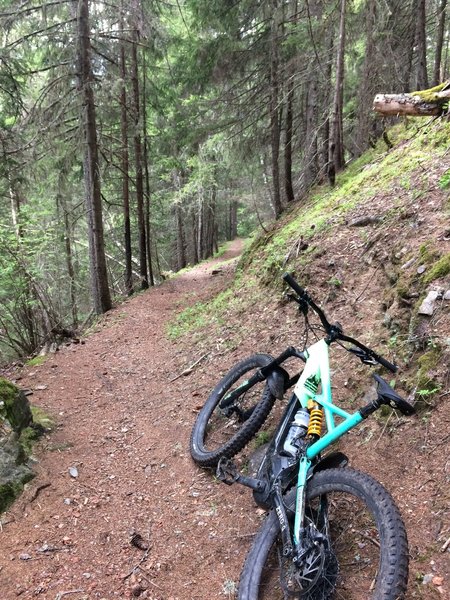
<box><xmin>0</xmin><ymin>0</ymin><xmax>448</xmax><ymax>361</ymax></box>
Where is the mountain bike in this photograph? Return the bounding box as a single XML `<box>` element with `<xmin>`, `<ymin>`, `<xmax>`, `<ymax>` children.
<box><xmin>190</xmin><ymin>273</ymin><xmax>415</xmax><ymax>599</ymax></box>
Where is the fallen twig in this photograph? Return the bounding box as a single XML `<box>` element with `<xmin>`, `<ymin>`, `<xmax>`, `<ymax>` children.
<box><xmin>29</xmin><ymin>482</ymin><xmax>51</xmax><ymax>503</ymax></box>
<box><xmin>169</xmin><ymin>353</ymin><xmax>209</xmax><ymax>383</ymax></box>
<box><xmin>374</xmin><ymin>411</ymin><xmax>393</xmax><ymax>447</ymax></box>
<box><xmin>441</xmin><ymin>536</ymin><xmax>450</xmax><ymax>553</ymax></box>
<box><xmin>122</xmin><ymin>546</ymin><xmax>151</xmax><ymax>581</ymax></box>
<box><xmin>352</xmin><ymin>264</ymin><xmax>381</xmax><ymax>305</ymax></box>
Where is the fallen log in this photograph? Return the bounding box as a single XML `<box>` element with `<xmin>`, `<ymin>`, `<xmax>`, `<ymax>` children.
<box><xmin>373</xmin><ymin>81</ymin><xmax>450</xmax><ymax>117</ymax></box>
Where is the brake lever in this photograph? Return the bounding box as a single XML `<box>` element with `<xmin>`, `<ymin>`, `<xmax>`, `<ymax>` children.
<box><xmin>348</xmin><ymin>346</ymin><xmax>377</xmax><ymax>366</ymax></box>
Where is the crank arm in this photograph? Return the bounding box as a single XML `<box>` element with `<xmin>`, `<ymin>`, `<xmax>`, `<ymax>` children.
<box><xmin>216</xmin><ymin>458</ymin><xmax>267</xmax><ymax>493</ymax></box>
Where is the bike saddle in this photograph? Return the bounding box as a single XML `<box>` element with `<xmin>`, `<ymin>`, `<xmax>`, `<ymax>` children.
<box><xmin>373</xmin><ymin>374</ymin><xmax>416</xmax><ymax>416</ymax></box>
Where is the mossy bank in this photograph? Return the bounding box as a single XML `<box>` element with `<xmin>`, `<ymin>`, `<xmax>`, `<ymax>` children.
<box><xmin>0</xmin><ymin>377</ymin><xmax>48</xmax><ymax>512</ymax></box>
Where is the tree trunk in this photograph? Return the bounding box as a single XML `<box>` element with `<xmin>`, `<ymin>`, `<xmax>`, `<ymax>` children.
<box><xmin>355</xmin><ymin>0</ymin><xmax>376</xmax><ymax>155</ymax></box>
<box><xmin>57</xmin><ymin>171</ymin><xmax>78</xmax><ymax>328</ymax></box>
<box><xmin>77</xmin><ymin>0</ymin><xmax>112</xmax><ymax>314</ymax></box>
<box><xmin>191</xmin><ymin>209</ymin><xmax>199</xmax><ymax>263</ymax></box>
<box><xmin>175</xmin><ymin>203</ymin><xmax>186</xmax><ymax>270</ymax></box>
<box><xmin>141</xmin><ymin>50</ymin><xmax>155</xmax><ymax>286</ymax></box>
<box><xmin>284</xmin><ymin>74</ymin><xmax>295</xmax><ymax>203</ymax></box>
<box><xmin>119</xmin><ymin>6</ymin><xmax>133</xmax><ymax>296</ymax></box>
<box><xmin>230</xmin><ymin>200</ymin><xmax>238</xmax><ymax>239</ymax></box>
<box><xmin>415</xmin><ymin>0</ymin><xmax>428</xmax><ymax>89</ymax></box>
<box><xmin>130</xmin><ymin>26</ymin><xmax>148</xmax><ymax>290</ymax></box>
<box><xmin>269</xmin><ymin>0</ymin><xmax>283</xmax><ymax>218</ymax></box>
<box><xmin>303</xmin><ymin>79</ymin><xmax>319</xmax><ymax>188</ymax></box>
<box><xmin>330</xmin><ymin>0</ymin><xmax>346</xmax><ymax>173</ymax></box>
<box><xmin>197</xmin><ymin>195</ymin><xmax>204</xmax><ymax>260</ymax></box>
<box><xmin>434</xmin><ymin>0</ymin><xmax>448</xmax><ymax>86</ymax></box>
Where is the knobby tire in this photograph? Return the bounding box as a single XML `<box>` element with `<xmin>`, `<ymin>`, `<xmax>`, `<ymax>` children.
<box><xmin>238</xmin><ymin>467</ymin><xmax>409</xmax><ymax>600</ymax></box>
<box><xmin>190</xmin><ymin>354</ymin><xmax>276</xmax><ymax>468</ymax></box>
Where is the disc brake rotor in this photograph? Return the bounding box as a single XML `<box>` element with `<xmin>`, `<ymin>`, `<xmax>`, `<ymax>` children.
<box><xmin>280</xmin><ymin>543</ymin><xmax>325</xmax><ymax>596</ymax></box>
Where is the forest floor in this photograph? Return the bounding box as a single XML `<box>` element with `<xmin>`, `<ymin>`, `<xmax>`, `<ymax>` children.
<box><xmin>0</xmin><ymin>237</ymin><xmax>448</xmax><ymax>600</ymax></box>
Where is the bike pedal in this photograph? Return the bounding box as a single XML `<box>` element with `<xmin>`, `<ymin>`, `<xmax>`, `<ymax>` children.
<box><xmin>216</xmin><ymin>458</ymin><xmax>239</xmax><ymax>485</ymax></box>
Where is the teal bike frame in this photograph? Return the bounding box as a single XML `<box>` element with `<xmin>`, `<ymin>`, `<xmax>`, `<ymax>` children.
<box><xmin>292</xmin><ymin>338</ymin><xmax>364</xmax><ymax>546</ymax></box>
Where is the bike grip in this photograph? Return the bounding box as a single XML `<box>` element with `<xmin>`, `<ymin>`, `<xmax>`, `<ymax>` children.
<box><xmin>282</xmin><ymin>273</ymin><xmax>306</xmax><ymax>297</ymax></box>
<box><xmin>374</xmin><ymin>353</ymin><xmax>398</xmax><ymax>373</ymax></box>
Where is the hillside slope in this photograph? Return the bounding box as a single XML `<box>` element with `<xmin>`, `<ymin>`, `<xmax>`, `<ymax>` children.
<box><xmin>170</xmin><ymin>121</ymin><xmax>450</xmax><ymax>598</ymax></box>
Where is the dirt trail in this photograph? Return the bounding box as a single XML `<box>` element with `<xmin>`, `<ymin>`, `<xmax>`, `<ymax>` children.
<box><xmin>0</xmin><ymin>240</ymin><xmax>260</xmax><ymax>600</ymax></box>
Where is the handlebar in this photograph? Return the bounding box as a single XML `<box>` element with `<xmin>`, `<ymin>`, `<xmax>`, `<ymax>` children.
<box><xmin>282</xmin><ymin>272</ymin><xmax>398</xmax><ymax>374</ymax></box>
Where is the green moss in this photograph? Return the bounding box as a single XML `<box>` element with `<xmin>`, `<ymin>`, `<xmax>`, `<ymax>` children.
<box><xmin>328</xmin><ymin>276</ymin><xmax>342</xmax><ymax>288</ymax></box>
<box><xmin>26</xmin><ymin>356</ymin><xmax>47</xmax><ymax>367</ymax></box>
<box><xmin>28</xmin><ymin>406</ymin><xmax>53</xmax><ymax>429</ymax></box>
<box><xmin>419</xmin><ymin>243</ymin><xmax>440</xmax><ymax>264</ymax></box>
<box><xmin>414</xmin><ymin>348</ymin><xmax>442</xmax><ymax>405</ymax></box>
<box><xmin>1</xmin><ymin>481</ymin><xmax>24</xmax><ymax>513</ymax></box>
<box><xmin>167</xmin><ymin>286</ymin><xmax>238</xmax><ymax>339</ymax></box>
<box><xmin>395</xmin><ymin>274</ymin><xmax>412</xmax><ymax>299</ymax></box>
<box><xmin>411</xmin><ymin>82</ymin><xmax>447</xmax><ymax>103</ymax></box>
<box><xmin>19</xmin><ymin>425</ymin><xmax>41</xmax><ymax>455</ymax></box>
<box><xmin>423</xmin><ymin>253</ymin><xmax>450</xmax><ymax>284</ymax></box>
<box><xmin>0</xmin><ymin>378</ymin><xmax>33</xmax><ymax>432</ymax></box>
<box><xmin>0</xmin><ymin>378</ymin><xmax>18</xmax><ymax>404</ymax></box>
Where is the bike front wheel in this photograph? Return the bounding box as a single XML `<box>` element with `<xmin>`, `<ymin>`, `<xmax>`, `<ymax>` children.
<box><xmin>238</xmin><ymin>467</ymin><xmax>409</xmax><ymax>600</ymax></box>
<box><xmin>190</xmin><ymin>354</ymin><xmax>276</xmax><ymax>468</ymax></box>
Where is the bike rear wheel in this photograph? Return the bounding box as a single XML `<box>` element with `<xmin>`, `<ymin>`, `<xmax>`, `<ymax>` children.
<box><xmin>238</xmin><ymin>467</ymin><xmax>409</xmax><ymax>600</ymax></box>
<box><xmin>190</xmin><ymin>354</ymin><xmax>276</xmax><ymax>468</ymax></box>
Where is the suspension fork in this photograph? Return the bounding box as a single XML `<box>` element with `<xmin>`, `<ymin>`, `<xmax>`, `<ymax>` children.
<box><xmin>272</xmin><ymin>455</ymin><xmax>312</xmax><ymax>560</ymax></box>
<box><xmin>273</xmin><ymin>481</ymin><xmax>294</xmax><ymax>557</ymax></box>
<box><xmin>293</xmin><ymin>455</ymin><xmax>312</xmax><ymax>549</ymax></box>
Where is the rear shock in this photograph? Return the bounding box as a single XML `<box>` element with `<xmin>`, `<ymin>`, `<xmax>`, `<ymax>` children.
<box><xmin>307</xmin><ymin>402</ymin><xmax>323</xmax><ymax>438</ymax></box>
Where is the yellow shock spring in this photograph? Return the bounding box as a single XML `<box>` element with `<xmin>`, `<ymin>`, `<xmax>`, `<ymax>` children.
<box><xmin>307</xmin><ymin>407</ymin><xmax>323</xmax><ymax>437</ymax></box>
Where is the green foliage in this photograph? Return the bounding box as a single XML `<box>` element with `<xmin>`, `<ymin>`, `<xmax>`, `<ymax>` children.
<box><xmin>413</xmin><ymin>348</ymin><xmax>443</xmax><ymax>405</ymax></box>
<box><xmin>438</xmin><ymin>170</ymin><xmax>450</xmax><ymax>189</ymax></box>
<box><xmin>253</xmin><ymin>430</ymin><xmax>271</xmax><ymax>448</ymax></box>
<box><xmin>26</xmin><ymin>356</ymin><xmax>47</xmax><ymax>367</ymax></box>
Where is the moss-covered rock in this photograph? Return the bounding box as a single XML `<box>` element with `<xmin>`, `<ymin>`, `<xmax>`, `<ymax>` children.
<box><xmin>423</xmin><ymin>253</ymin><xmax>450</xmax><ymax>284</ymax></box>
<box><xmin>0</xmin><ymin>378</ymin><xmax>36</xmax><ymax>512</ymax></box>
<box><xmin>0</xmin><ymin>432</ymin><xmax>35</xmax><ymax>512</ymax></box>
<box><xmin>0</xmin><ymin>378</ymin><xmax>32</xmax><ymax>432</ymax></box>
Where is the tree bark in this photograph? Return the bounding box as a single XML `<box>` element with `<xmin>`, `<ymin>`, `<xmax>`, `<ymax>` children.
<box><xmin>130</xmin><ymin>26</ymin><xmax>148</xmax><ymax>290</ymax></box>
<box><xmin>433</xmin><ymin>0</ymin><xmax>448</xmax><ymax>86</ymax></box>
<box><xmin>269</xmin><ymin>0</ymin><xmax>283</xmax><ymax>218</ymax></box>
<box><xmin>57</xmin><ymin>171</ymin><xmax>78</xmax><ymax>328</ymax></box>
<box><xmin>119</xmin><ymin>5</ymin><xmax>133</xmax><ymax>296</ymax></box>
<box><xmin>414</xmin><ymin>0</ymin><xmax>428</xmax><ymax>89</ymax></box>
<box><xmin>77</xmin><ymin>0</ymin><xmax>112</xmax><ymax>314</ymax></box>
<box><xmin>191</xmin><ymin>209</ymin><xmax>199</xmax><ymax>263</ymax></box>
<box><xmin>284</xmin><ymin>74</ymin><xmax>295</xmax><ymax>203</ymax></box>
<box><xmin>330</xmin><ymin>0</ymin><xmax>346</xmax><ymax>173</ymax></box>
<box><xmin>175</xmin><ymin>203</ymin><xmax>186</xmax><ymax>270</ymax></box>
<box><xmin>141</xmin><ymin>49</ymin><xmax>155</xmax><ymax>286</ymax></box>
<box><xmin>354</xmin><ymin>0</ymin><xmax>376</xmax><ymax>155</ymax></box>
<box><xmin>230</xmin><ymin>199</ymin><xmax>238</xmax><ymax>239</ymax></box>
